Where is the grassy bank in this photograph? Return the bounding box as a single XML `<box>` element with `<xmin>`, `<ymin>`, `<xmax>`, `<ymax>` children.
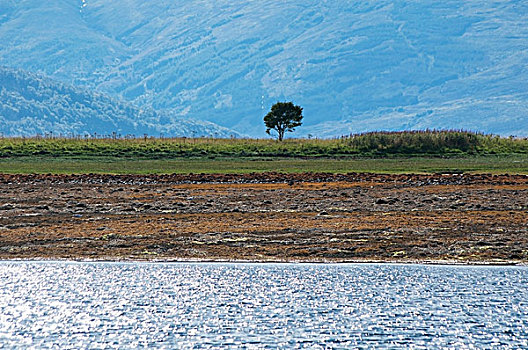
<box><xmin>1</xmin><ymin>155</ymin><xmax>527</xmax><ymax>174</ymax></box>
<box><xmin>1</xmin><ymin>131</ymin><xmax>527</xmax><ymax>159</ymax></box>
<box><xmin>1</xmin><ymin>131</ymin><xmax>527</xmax><ymax>174</ymax></box>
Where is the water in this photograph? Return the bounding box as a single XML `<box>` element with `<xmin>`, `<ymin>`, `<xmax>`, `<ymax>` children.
<box><xmin>0</xmin><ymin>262</ymin><xmax>527</xmax><ymax>349</ymax></box>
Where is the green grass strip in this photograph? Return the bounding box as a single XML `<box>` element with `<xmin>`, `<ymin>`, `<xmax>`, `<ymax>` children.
<box><xmin>1</xmin><ymin>155</ymin><xmax>527</xmax><ymax>175</ymax></box>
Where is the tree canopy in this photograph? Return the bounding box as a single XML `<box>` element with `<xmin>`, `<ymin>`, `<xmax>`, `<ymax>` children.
<box><xmin>264</xmin><ymin>102</ymin><xmax>303</xmax><ymax>141</ymax></box>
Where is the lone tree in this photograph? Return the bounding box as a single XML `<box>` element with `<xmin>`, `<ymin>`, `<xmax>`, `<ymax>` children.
<box><xmin>264</xmin><ymin>102</ymin><xmax>303</xmax><ymax>141</ymax></box>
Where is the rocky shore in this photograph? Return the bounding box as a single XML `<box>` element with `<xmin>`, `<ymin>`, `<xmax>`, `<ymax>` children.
<box><xmin>1</xmin><ymin>172</ymin><xmax>527</xmax><ymax>263</ymax></box>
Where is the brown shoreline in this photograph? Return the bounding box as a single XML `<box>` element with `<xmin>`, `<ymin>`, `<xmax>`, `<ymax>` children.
<box><xmin>1</xmin><ymin>173</ymin><xmax>527</xmax><ymax>264</ymax></box>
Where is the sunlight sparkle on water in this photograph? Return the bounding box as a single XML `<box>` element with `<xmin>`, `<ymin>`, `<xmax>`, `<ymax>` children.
<box><xmin>0</xmin><ymin>262</ymin><xmax>527</xmax><ymax>349</ymax></box>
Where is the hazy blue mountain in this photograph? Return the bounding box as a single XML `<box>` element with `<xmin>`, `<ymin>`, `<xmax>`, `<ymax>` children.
<box><xmin>1</xmin><ymin>0</ymin><xmax>527</xmax><ymax>136</ymax></box>
<box><xmin>0</xmin><ymin>67</ymin><xmax>238</xmax><ymax>137</ymax></box>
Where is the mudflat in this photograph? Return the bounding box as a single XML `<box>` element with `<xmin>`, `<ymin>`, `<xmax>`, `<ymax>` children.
<box><xmin>1</xmin><ymin>173</ymin><xmax>527</xmax><ymax>264</ymax></box>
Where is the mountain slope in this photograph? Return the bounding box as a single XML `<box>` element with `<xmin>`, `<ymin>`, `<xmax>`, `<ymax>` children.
<box><xmin>0</xmin><ymin>67</ymin><xmax>238</xmax><ymax>137</ymax></box>
<box><xmin>1</xmin><ymin>0</ymin><xmax>527</xmax><ymax>136</ymax></box>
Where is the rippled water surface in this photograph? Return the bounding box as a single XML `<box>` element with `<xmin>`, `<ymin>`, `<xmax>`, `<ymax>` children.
<box><xmin>1</xmin><ymin>262</ymin><xmax>527</xmax><ymax>349</ymax></box>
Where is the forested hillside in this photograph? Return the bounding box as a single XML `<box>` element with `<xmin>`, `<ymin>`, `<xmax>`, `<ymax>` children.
<box><xmin>0</xmin><ymin>67</ymin><xmax>237</xmax><ymax>137</ymax></box>
<box><xmin>0</xmin><ymin>0</ymin><xmax>527</xmax><ymax>136</ymax></box>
